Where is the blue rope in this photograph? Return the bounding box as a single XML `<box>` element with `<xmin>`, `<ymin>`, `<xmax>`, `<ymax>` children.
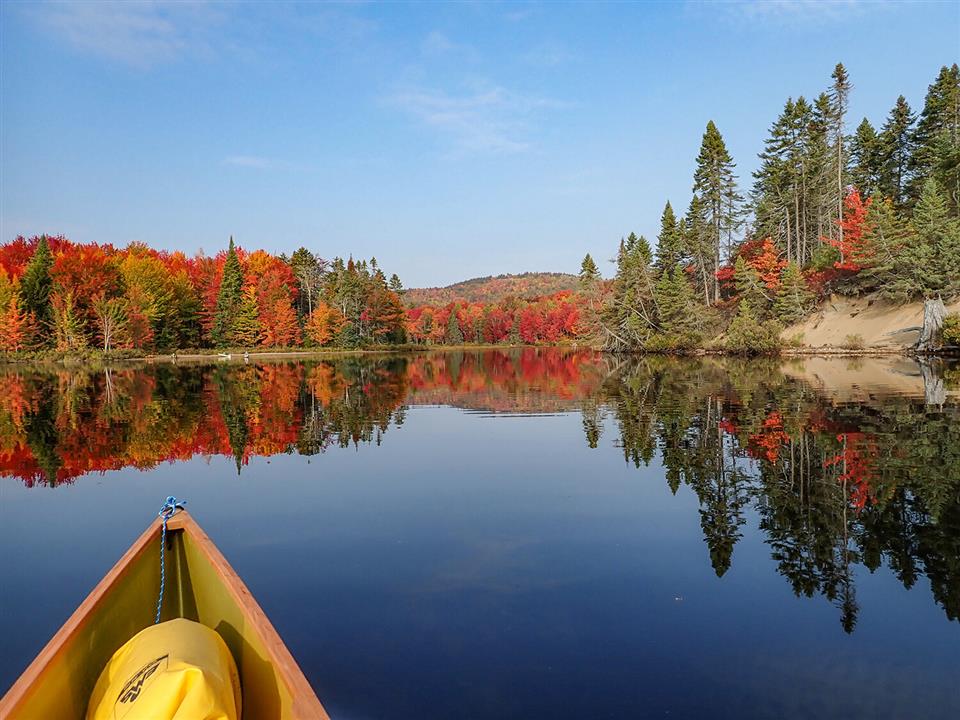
<box><xmin>155</xmin><ymin>496</ymin><xmax>186</xmax><ymax>624</ymax></box>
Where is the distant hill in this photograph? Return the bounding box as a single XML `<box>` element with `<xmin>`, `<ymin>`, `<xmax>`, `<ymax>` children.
<box><xmin>405</xmin><ymin>272</ymin><xmax>579</xmax><ymax>307</ymax></box>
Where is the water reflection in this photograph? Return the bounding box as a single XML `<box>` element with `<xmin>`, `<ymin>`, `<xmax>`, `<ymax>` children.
<box><xmin>1</xmin><ymin>349</ymin><xmax>958</xmax><ymax>632</ymax></box>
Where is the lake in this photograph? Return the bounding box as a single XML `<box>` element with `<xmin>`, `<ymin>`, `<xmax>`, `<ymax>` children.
<box><xmin>1</xmin><ymin>349</ymin><xmax>958</xmax><ymax>719</ymax></box>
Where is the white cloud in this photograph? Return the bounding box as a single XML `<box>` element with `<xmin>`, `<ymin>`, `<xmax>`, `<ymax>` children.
<box><xmin>386</xmin><ymin>84</ymin><xmax>564</xmax><ymax>155</ymax></box>
<box><xmin>224</xmin><ymin>155</ymin><xmax>272</xmax><ymax>169</ymax></box>
<box><xmin>25</xmin><ymin>0</ymin><xmax>223</xmax><ymax>67</ymax></box>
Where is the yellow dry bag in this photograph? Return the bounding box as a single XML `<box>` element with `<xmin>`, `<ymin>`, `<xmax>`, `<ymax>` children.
<box><xmin>87</xmin><ymin>618</ymin><xmax>241</xmax><ymax>720</ymax></box>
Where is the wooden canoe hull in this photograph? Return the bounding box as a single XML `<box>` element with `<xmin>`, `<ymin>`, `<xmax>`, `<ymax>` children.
<box><xmin>0</xmin><ymin>511</ymin><xmax>329</xmax><ymax>720</ymax></box>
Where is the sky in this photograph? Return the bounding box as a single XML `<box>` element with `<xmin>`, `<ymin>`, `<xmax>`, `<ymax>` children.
<box><xmin>1</xmin><ymin>1</ymin><xmax>958</xmax><ymax>288</ymax></box>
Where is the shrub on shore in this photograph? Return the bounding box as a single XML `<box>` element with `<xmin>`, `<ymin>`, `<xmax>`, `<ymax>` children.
<box><xmin>725</xmin><ymin>304</ymin><xmax>782</xmax><ymax>355</ymax></box>
<box><xmin>943</xmin><ymin>313</ymin><xmax>960</xmax><ymax>347</ymax></box>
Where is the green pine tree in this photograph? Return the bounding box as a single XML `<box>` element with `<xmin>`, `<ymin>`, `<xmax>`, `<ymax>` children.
<box><xmin>445</xmin><ymin>307</ymin><xmax>464</xmax><ymax>344</ymax></box>
<box><xmin>212</xmin><ymin>237</ymin><xmax>244</xmax><ymax>347</ymax></box>
<box><xmin>860</xmin><ymin>194</ymin><xmax>910</xmax><ymax>292</ymax></box>
<box><xmin>654</xmin><ymin>201</ymin><xmax>685</xmax><ymax>271</ymax></box>
<box><xmin>654</xmin><ymin>265</ymin><xmax>698</xmax><ymax>333</ymax></box>
<box><xmin>290</xmin><ymin>247</ymin><xmax>323</xmax><ymax>317</ymax></box>
<box><xmin>733</xmin><ymin>255</ymin><xmax>767</xmax><ymax>315</ymax></box>
<box><xmin>693</xmin><ymin>121</ymin><xmax>743</xmax><ymax>302</ymax></box>
<box><xmin>774</xmin><ymin>262</ymin><xmax>813</xmax><ymax>324</ymax></box>
<box><xmin>850</xmin><ymin>118</ymin><xmax>883</xmax><ymax>195</ymax></box>
<box><xmin>579</xmin><ymin>253</ymin><xmax>600</xmax><ymax>286</ymax></box>
<box><xmin>830</xmin><ymin>63</ymin><xmax>853</xmax><ymax>237</ymax></box>
<box><xmin>231</xmin><ymin>285</ymin><xmax>261</xmax><ymax>346</ymax></box>
<box><xmin>683</xmin><ymin>194</ymin><xmax>713</xmax><ymax>305</ymax></box>
<box><xmin>388</xmin><ymin>273</ymin><xmax>404</xmax><ymax>294</ymax></box>
<box><xmin>877</xmin><ymin>95</ymin><xmax>916</xmax><ymax>207</ymax></box>
<box><xmin>752</xmin><ymin>93</ymin><xmax>837</xmax><ymax>265</ymax></box>
<box><xmin>913</xmin><ymin>178</ymin><xmax>960</xmax><ymax>295</ymax></box>
<box><xmin>19</xmin><ymin>235</ymin><xmax>54</xmax><ymax>334</ymax></box>
<box><xmin>885</xmin><ymin>178</ymin><xmax>956</xmax><ymax>299</ymax></box>
<box><xmin>606</xmin><ymin>233</ymin><xmax>658</xmax><ymax>349</ymax></box>
<box><xmin>909</xmin><ymin>64</ymin><xmax>960</xmax><ymax>211</ymax></box>
<box><xmin>725</xmin><ymin>302</ymin><xmax>781</xmax><ymax>354</ymax></box>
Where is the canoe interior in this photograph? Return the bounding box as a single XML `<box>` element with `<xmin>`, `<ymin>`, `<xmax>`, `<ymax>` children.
<box><xmin>0</xmin><ymin>512</ymin><xmax>328</xmax><ymax>720</ymax></box>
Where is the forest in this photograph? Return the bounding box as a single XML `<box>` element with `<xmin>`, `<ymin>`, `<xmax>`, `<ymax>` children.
<box><xmin>0</xmin><ymin>237</ymin><xmax>407</xmax><ymax>352</ymax></box>
<box><xmin>0</xmin><ymin>63</ymin><xmax>957</xmax><ymax>356</ymax></box>
<box><xmin>582</xmin><ymin>63</ymin><xmax>960</xmax><ymax>353</ymax></box>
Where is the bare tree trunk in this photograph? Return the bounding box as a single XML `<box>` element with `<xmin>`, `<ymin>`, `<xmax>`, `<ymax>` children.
<box><xmin>837</xmin><ymin>134</ymin><xmax>844</xmax><ymax>246</ymax></box>
<box><xmin>785</xmin><ymin>205</ymin><xmax>792</xmax><ymax>263</ymax></box>
<box><xmin>916</xmin><ymin>297</ymin><xmax>947</xmax><ymax>353</ymax></box>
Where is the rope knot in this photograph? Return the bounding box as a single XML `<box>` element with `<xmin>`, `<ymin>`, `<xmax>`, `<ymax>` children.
<box><xmin>158</xmin><ymin>496</ymin><xmax>186</xmax><ymax>519</ymax></box>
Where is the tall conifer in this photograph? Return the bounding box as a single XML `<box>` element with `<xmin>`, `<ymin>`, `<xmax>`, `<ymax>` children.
<box><xmin>878</xmin><ymin>96</ymin><xmax>916</xmax><ymax>206</ymax></box>
<box><xmin>213</xmin><ymin>237</ymin><xmax>243</xmax><ymax>347</ymax></box>
<box><xmin>20</xmin><ymin>235</ymin><xmax>53</xmax><ymax>332</ymax></box>
<box><xmin>693</xmin><ymin>121</ymin><xmax>743</xmax><ymax>303</ymax></box>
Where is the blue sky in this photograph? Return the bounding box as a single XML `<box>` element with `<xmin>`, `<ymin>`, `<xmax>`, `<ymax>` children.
<box><xmin>1</xmin><ymin>1</ymin><xmax>957</xmax><ymax>287</ymax></box>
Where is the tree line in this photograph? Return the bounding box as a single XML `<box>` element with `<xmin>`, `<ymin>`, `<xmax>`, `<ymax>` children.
<box><xmin>0</xmin><ymin>236</ymin><xmax>407</xmax><ymax>352</ymax></box>
<box><xmin>581</xmin><ymin>63</ymin><xmax>960</xmax><ymax>353</ymax></box>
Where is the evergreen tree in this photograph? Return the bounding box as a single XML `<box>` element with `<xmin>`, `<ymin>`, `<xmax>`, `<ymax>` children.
<box><xmin>877</xmin><ymin>95</ymin><xmax>916</xmax><ymax>206</ymax></box>
<box><xmin>579</xmin><ymin>253</ymin><xmax>600</xmax><ymax>286</ymax></box>
<box><xmin>752</xmin><ymin>96</ymin><xmax>833</xmax><ymax>265</ymax></box>
<box><xmin>693</xmin><ymin>121</ymin><xmax>743</xmax><ymax>302</ymax></box>
<box><xmin>654</xmin><ymin>201</ymin><xmax>685</xmax><ymax>271</ymax></box>
<box><xmin>859</xmin><ymin>194</ymin><xmax>910</xmax><ymax>292</ymax></box>
<box><xmin>829</xmin><ymin>63</ymin><xmax>853</xmax><ymax>238</ymax></box>
<box><xmin>725</xmin><ymin>301</ymin><xmax>781</xmax><ymax>354</ymax></box>
<box><xmin>19</xmin><ymin>235</ymin><xmax>54</xmax><ymax>333</ymax></box>
<box><xmin>388</xmin><ymin>273</ymin><xmax>404</xmax><ymax>295</ymax></box>
<box><xmin>213</xmin><ymin>237</ymin><xmax>243</xmax><ymax>347</ymax></box>
<box><xmin>850</xmin><ymin>118</ymin><xmax>883</xmax><ymax>195</ymax></box>
<box><xmin>683</xmin><ymin>195</ymin><xmax>713</xmax><ymax>305</ymax></box>
<box><xmin>232</xmin><ymin>284</ymin><xmax>261</xmax><ymax>346</ymax></box>
<box><xmin>912</xmin><ymin>178</ymin><xmax>960</xmax><ymax>295</ymax></box>
<box><xmin>909</xmin><ymin>64</ymin><xmax>960</xmax><ymax>211</ymax></box>
<box><xmin>733</xmin><ymin>255</ymin><xmax>767</xmax><ymax>315</ymax></box>
<box><xmin>445</xmin><ymin>306</ymin><xmax>464</xmax><ymax>344</ymax></box>
<box><xmin>774</xmin><ymin>262</ymin><xmax>813</xmax><ymax>324</ymax></box>
<box><xmin>290</xmin><ymin>247</ymin><xmax>324</xmax><ymax>317</ymax></box>
<box><xmin>606</xmin><ymin>233</ymin><xmax>659</xmax><ymax>349</ymax></box>
<box><xmin>885</xmin><ymin>179</ymin><xmax>956</xmax><ymax>299</ymax></box>
<box><xmin>654</xmin><ymin>265</ymin><xmax>699</xmax><ymax>334</ymax></box>
<box><xmin>810</xmin><ymin>93</ymin><xmax>842</xmax><ymax>251</ymax></box>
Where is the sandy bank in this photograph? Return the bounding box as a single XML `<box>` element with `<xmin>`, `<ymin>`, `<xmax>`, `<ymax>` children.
<box><xmin>783</xmin><ymin>294</ymin><xmax>960</xmax><ymax>350</ymax></box>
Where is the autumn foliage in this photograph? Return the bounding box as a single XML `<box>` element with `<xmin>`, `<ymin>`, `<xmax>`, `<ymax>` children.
<box><xmin>717</xmin><ymin>237</ymin><xmax>789</xmax><ymax>292</ymax></box>
<box><xmin>406</xmin><ymin>292</ymin><xmax>581</xmax><ymax>346</ymax></box>
<box><xmin>825</xmin><ymin>190</ymin><xmax>874</xmax><ymax>272</ymax></box>
<box><xmin>0</xmin><ymin>236</ymin><xmax>408</xmax><ymax>352</ymax></box>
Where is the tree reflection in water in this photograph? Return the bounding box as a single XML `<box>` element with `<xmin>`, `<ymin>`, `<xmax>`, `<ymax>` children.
<box><xmin>1</xmin><ymin>349</ymin><xmax>957</xmax><ymax>631</ymax></box>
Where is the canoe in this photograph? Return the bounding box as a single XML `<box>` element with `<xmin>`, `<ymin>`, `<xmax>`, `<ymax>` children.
<box><xmin>0</xmin><ymin>510</ymin><xmax>329</xmax><ymax>719</ymax></box>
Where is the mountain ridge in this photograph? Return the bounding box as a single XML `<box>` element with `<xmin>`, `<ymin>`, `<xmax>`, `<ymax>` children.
<box><xmin>405</xmin><ymin>272</ymin><xmax>579</xmax><ymax>307</ymax></box>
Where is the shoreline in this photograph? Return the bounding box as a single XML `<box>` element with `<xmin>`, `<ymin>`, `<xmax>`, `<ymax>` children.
<box><xmin>1</xmin><ymin>343</ymin><xmax>955</xmax><ymax>368</ymax></box>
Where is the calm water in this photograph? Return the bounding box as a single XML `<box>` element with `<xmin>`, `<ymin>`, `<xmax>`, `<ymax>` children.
<box><xmin>1</xmin><ymin>349</ymin><xmax>958</xmax><ymax>719</ymax></box>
